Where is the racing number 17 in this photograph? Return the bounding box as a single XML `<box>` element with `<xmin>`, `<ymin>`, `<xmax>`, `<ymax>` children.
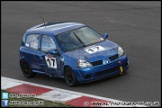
<box><xmin>45</xmin><ymin>56</ymin><xmax>57</xmax><ymax>69</ymax></box>
<box><xmin>47</xmin><ymin>58</ymin><xmax>55</xmax><ymax>67</ymax></box>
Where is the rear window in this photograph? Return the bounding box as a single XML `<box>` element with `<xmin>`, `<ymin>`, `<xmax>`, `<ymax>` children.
<box><xmin>25</xmin><ymin>34</ymin><xmax>39</xmax><ymax>50</ymax></box>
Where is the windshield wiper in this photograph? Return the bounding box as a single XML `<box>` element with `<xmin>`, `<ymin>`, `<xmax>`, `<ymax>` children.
<box><xmin>73</xmin><ymin>32</ymin><xmax>86</xmax><ymax>47</ymax></box>
<box><xmin>85</xmin><ymin>39</ymin><xmax>105</xmax><ymax>47</ymax></box>
<box><xmin>64</xmin><ymin>45</ymin><xmax>86</xmax><ymax>53</ymax></box>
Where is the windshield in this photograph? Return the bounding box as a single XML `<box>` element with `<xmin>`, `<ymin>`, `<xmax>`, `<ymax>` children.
<box><xmin>55</xmin><ymin>26</ymin><xmax>104</xmax><ymax>52</ymax></box>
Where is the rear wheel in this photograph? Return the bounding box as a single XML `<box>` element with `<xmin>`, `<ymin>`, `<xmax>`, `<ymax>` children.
<box><xmin>20</xmin><ymin>60</ymin><xmax>36</xmax><ymax>78</ymax></box>
<box><xmin>65</xmin><ymin>67</ymin><xmax>77</xmax><ymax>87</ymax></box>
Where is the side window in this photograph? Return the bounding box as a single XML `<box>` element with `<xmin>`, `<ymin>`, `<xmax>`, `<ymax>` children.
<box><xmin>25</xmin><ymin>34</ymin><xmax>39</xmax><ymax>50</ymax></box>
<box><xmin>41</xmin><ymin>35</ymin><xmax>56</xmax><ymax>53</ymax></box>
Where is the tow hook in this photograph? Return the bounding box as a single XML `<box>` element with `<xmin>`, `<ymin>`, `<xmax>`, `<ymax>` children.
<box><xmin>119</xmin><ymin>61</ymin><xmax>123</xmax><ymax>74</ymax></box>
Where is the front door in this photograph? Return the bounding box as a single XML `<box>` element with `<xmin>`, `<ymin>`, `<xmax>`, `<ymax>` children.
<box><xmin>34</xmin><ymin>34</ymin><xmax>62</xmax><ymax>76</ymax></box>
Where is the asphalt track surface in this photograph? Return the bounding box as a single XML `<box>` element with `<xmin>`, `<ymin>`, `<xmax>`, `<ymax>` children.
<box><xmin>1</xmin><ymin>1</ymin><xmax>161</xmax><ymax>104</ymax></box>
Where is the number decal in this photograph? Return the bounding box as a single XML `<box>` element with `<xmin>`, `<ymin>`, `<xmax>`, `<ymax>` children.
<box><xmin>85</xmin><ymin>46</ymin><xmax>105</xmax><ymax>54</ymax></box>
<box><xmin>45</xmin><ymin>55</ymin><xmax>57</xmax><ymax>69</ymax></box>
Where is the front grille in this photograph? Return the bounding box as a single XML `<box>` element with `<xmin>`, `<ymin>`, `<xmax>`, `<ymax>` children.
<box><xmin>94</xmin><ymin>66</ymin><xmax>119</xmax><ymax>77</ymax></box>
<box><xmin>109</xmin><ymin>54</ymin><xmax>118</xmax><ymax>61</ymax></box>
<box><xmin>91</xmin><ymin>60</ymin><xmax>102</xmax><ymax>66</ymax></box>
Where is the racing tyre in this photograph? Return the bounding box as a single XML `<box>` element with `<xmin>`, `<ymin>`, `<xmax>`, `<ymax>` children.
<box><xmin>20</xmin><ymin>60</ymin><xmax>36</xmax><ymax>78</ymax></box>
<box><xmin>65</xmin><ymin>67</ymin><xmax>77</xmax><ymax>87</ymax></box>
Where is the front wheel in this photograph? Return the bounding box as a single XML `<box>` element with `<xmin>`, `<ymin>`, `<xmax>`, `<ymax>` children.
<box><xmin>20</xmin><ymin>60</ymin><xmax>36</xmax><ymax>78</ymax></box>
<box><xmin>65</xmin><ymin>67</ymin><xmax>77</xmax><ymax>87</ymax></box>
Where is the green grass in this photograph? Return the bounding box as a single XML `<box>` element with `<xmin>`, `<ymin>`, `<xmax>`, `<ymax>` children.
<box><xmin>1</xmin><ymin>90</ymin><xmax>74</xmax><ymax>107</ymax></box>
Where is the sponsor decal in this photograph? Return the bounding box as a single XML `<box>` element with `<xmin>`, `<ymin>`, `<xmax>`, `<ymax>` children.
<box><xmin>85</xmin><ymin>46</ymin><xmax>105</xmax><ymax>54</ymax></box>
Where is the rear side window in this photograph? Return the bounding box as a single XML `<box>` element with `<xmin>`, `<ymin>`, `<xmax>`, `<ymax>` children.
<box><xmin>41</xmin><ymin>35</ymin><xmax>56</xmax><ymax>53</ymax></box>
<box><xmin>25</xmin><ymin>34</ymin><xmax>39</xmax><ymax>50</ymax></box>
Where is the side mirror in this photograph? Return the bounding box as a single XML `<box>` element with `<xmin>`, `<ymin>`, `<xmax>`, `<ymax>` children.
<box><xmin>48</xmin><ymin>50</ymin><xmax>58</xmax><ymax>55</ymax></box>
<box><xmin>103</xmin><ymin>33</ymin><xmax>109</xmax><ymax>39</ymax></box>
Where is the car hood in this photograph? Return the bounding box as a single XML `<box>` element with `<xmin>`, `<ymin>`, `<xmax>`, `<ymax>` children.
<box><xmin>64</xmin><ymin>40</ymin><xmax>119</xmax><ymax>62</ymax></box>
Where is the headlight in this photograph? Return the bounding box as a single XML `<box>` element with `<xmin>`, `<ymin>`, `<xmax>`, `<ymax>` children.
<box><xmin>118</xmin><ymin>46</ymin><xmax>124</xmax><ymax>57</ymax></box>
<box><xmin>78</xmin><ymin>59</ymin><xmax>92</xmax><ymax>68</ymax></box>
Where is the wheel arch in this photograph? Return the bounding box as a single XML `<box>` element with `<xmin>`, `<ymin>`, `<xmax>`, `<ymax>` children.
<box><xmin>64</xmin><ymin>65</ymin><xmax>72</xmax><ymax>75</ymax></box>
<box><xmin>20</xmin><ymin>58</ymin><xmax>31</xmax><ymax>69</ymax></box>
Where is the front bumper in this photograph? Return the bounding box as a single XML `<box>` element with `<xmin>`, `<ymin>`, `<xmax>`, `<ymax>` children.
<box><xmin>74</xmin><ymin>54</ymin><xmax>129</xmax><ymax>83</ymax></box>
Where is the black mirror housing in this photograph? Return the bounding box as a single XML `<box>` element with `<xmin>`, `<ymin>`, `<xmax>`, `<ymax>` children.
<box><xmin>103</xmin><ymin>33</ymin><xmax>109</xmax><ymax>39</ymax></box>
<box><xmin>48</xmin><ymin>50</ymin><xmax>60</xmax><ymax>56</ymax></box>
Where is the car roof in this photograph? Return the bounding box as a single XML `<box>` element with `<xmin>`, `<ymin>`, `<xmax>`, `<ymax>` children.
<box><xmin>26</xmin><ymin>22</ymin><xmax>85</xmax><ymax>35</ymax></box>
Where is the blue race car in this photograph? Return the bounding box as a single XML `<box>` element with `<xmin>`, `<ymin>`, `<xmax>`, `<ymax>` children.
<box><xmin>19</xmin><ymin>22</ymin><xmax>129</xmax><ymax>86</ymax></box>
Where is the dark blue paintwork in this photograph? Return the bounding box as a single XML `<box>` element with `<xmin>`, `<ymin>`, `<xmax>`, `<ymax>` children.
<box><xmin>19</xmin><ymin>22</ymin><xmax>129</xmax><ymax>83</ymax></box>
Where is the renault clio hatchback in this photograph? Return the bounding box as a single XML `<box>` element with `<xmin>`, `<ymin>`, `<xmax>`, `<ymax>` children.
<box><xmin>19</xmin><ymin>22</ymin><xmax>129</xmax><ymax>86</ymax></box>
